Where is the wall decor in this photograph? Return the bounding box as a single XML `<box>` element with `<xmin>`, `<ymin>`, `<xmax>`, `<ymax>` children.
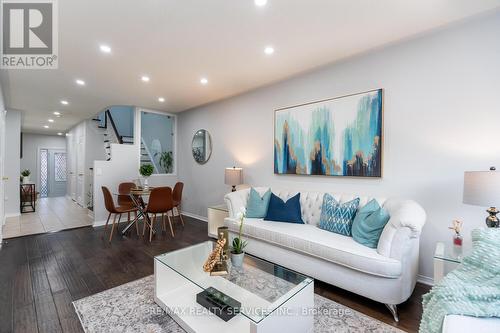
<box><xmin>274</xmin><ymin>89</ymin><xmax>383</xmax><ymax>177</ymax></box>
<box><xmin>192</xmin><ymin>129</ymin><xmax>212</xmax><ymax>164</ymax></box>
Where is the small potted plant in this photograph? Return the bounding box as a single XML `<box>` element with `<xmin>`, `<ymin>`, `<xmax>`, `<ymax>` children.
<box><xmin>21</xmin><ymin>169</ymin><xmax>31</xmax><ymax>184</ymax></box>
<box><xmin>230</xmin><ymin>207</ymin><xmax>248</xmax><ymax>267</ymax></box>
<box><xmin>139</xmin><ymin>164</ymin><xmax>154</xmax><ymax>189</ymax></box>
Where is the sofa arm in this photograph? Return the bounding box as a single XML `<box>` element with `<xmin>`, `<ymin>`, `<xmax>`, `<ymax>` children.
<box><xmin>224</xmin><ymin>188</ymin><xmax>250</xmax><ymax>218</ymax></box>
<box><xmin>224</xmin><ymin>187</ymin><xmax>269</xmax><ymax>218</ymax></box>
<box><xmin>378</xmin><ymin>199</ymin><xmax>426</xmax><ymax>258</ymax></box>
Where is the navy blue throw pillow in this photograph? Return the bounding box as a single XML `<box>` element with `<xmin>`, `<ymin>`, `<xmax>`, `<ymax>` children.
<box><xmin>264</xmin><ymin>193</ymin><xmax>304</xmax><ymax>224</ymax></box>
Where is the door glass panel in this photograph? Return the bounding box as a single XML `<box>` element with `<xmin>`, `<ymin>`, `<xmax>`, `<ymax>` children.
<box><xmin>40</xmin><ymin>149</ymin><xmax>48</xmax><ymax>197</ymax></box>
<box><xmin>140</xmin><ymin>111</ymin><xmax>175</xmax><ymax>174</ymax></box>
<box><xmin>54</xmin><ymin>152</ymin><xmax>67</xmax><ymax>181</ymax></box>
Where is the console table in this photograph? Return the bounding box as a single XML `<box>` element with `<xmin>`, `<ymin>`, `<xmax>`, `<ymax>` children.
<box><xmin>20</xmin><ymin>183</ymin><xmax>36</xmax><ymax>213</ymax></box>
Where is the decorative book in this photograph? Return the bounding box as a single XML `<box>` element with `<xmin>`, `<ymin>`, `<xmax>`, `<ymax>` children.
<box><xmin>196</xmin><ymin>287</ymin><xmax>241</xmax><ymax>322</ymax></box>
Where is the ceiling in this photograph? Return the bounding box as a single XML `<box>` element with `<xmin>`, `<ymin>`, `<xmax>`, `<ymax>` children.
<box><xmin>1</xmin><ymin>0</ymin><xmax>500</xmax><ymax>134</ymax></box>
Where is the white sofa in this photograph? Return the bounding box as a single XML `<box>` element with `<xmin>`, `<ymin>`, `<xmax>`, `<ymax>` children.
<box><xmin>443</xmin><ymin>315</ymin><xmax>500</xmax><ymax>333</ymax></box>
<box><xmin>224</xmin><ymin>187</ymin><xmax>426</xmax><ymax>321</ymax></box>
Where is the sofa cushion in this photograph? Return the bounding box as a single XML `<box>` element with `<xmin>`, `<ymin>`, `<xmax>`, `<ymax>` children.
<box><xmin>319</xmin><ymin>195</ymin><xmax>360</xmax><ymax>236</ymax></box>
<box><xmin>246</xmin><ymin>188</ymin><xmax>271</xmax><ymax>218</ymax></box>
<box><xmin>264</xmin><ymin>193</ymin><xmax>304</xmax><ymax>224</ymax></box>
<box><xmin>352</xmin><ymin>199</ymin><xmax>390</xmax><ymax>248</ymax></box>
<box><xmin>226</xmin><ymin>217</ymin><xmax>402</xmax><ymax>278</ymax></box>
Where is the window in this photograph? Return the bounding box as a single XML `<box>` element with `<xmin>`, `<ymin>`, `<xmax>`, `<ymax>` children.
<box><xmin>140</xmin><ymin>111</ymin><xmax>175</xmax><ymax>174</ymax></box>
<box><xmin>54</xmin><ymin>152</ymin><xmax>67</xmax><ymax>181</ymax></box>
<box><xmin>40</xmin><ymin>149</ymin><xmax>48</xmax><ymax>197</ymax></box>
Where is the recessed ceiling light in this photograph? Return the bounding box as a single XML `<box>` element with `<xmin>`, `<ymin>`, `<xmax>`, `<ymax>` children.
<box><xmin>44</xmin><ymin>125</ymin><xmax>49</xmax><ymax>129</ymax></box>
<box><xmin>48</xmin><ymin>119</ymin><xmax>54</xmax><ymax>123</ymax></box>
<box><xmin>76</xmin><ymin>79</ymin><xmax>85</xmax><ymax>86</ymax></box>
<box><xmin>264</xmin><ymin>46</ymin><xmax>275</xmax><ymax>55</ymax></box>
<box><xmin>57</xmin><ymin>132</ymin><xmax>63</xmax><ymax>136</ymax></box>
<box><xmin>141</xmin><ymin>76</ymin><xmax>150</xmax><ymax>82</ymax></box>
<box><xmin>158</xmin><ymin>97</ymin><xmax>165</xmax><ymax>103</ymax></box>
<box><xmin>53</xmin><ymin>111</ymin><xmax>61</xmax><ymax>115</ymax></box>
<box><xmin>60</xmin><ymin>100</ymin><xmax>68</xmax><ymax>105</ymax></box>
<box><xmin>99</xmin><ymin>44</ymin><xmax>111</xmax><ymax>53</ymax></box>
<box><xmin>255</xmin><ymin>0</ymin><xmax>267</xmax><ymax>7</ymax></box>
<box><xmin>200</xmin><ymin>77</ymin><xmax>208</xmax><ymax>85</ymax></box>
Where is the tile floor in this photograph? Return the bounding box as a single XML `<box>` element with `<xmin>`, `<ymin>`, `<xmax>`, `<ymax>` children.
<box><xmin>3</xmin><ymin>196</ymin><xmax>93</xmax><ymax>238</ymax></box>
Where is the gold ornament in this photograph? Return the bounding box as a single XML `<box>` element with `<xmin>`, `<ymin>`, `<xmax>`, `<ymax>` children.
<box><xmin>203</xmin><ymin>238</ymin><xmax>226</xmax><ymax>272</ymax></box>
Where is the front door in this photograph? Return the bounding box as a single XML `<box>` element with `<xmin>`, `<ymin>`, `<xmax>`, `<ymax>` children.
<box><xmin>48</xmin><ymin>149</ymin><xmax>67</xmax><ymax>197</ymax></box>
<box><xmin>40</xmin><ymin>149</ymin><xmax>67</xmax><ymax>197</ymax></box>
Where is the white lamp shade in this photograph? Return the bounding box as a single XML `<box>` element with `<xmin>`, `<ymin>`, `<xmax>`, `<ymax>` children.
<box><xmin>225</xmin><ymin>167</ymin><xmax>243</xmax><ymax>186</ymax></box>
<box><xmin>463</xmin><ymin>170</ymin><xmax>500</xmax><ymax>207</ymax></box>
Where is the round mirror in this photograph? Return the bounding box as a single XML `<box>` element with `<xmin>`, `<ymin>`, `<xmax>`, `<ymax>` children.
<box><xmin>192</xmin><ymin>129</ymin><xmax>212</xmax><ymax>164</ymax></box>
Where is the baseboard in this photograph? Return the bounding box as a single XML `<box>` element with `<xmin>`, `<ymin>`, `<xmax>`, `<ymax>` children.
<box><xmin>417</xmin><ymin>274</ymin><xmax>434</xmax><ymax>286</ymax></box>
<box><xmin>181</xmin><ymin>211</ymin><xmax>208</xmax><ymax>223</ymax></box>
<box><xmin>93</xmin><ymin>220</ymin><xmax>107</xmax><ymax>227</ymax></box>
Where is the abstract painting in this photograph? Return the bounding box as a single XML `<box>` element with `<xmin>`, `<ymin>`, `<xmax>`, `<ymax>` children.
<box><xmin>274</xmin><ymin>89</ymin><xmax>383</xmax><ymax>177</ymax></box>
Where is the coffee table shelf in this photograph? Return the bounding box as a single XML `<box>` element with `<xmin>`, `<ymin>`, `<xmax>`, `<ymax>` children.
<box><xmin>154</xmin><ymin>241</ymin><xmax>314</xmax><ymax>333</ymax></box>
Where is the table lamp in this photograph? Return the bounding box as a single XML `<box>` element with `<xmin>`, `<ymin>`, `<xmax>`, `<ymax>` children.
<box><xmin>463</xmin><ymin>166</ymin><xmax>500</xmax><ymax>228</ymax></box>
<box><xmin>225</xmin><ymin>167</ymin><xmax>243</xmax><ymax>192</ymax></box>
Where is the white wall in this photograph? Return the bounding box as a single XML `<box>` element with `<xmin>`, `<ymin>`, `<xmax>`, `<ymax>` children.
<box><xmin>4</xmin><ymin>110</ymin><xmax>21</xmax><ymax>217</ymax></box>
<box><xmin>178</xmin><ymin>11</ymin><xmax>500</xmax><ymax>282</ymax></box>
<box><xmin>85</xmin><ymin>119</ymin><xmax>107</xmax><ymax>208</ymax></box>
<box><xmin>92</xmin><ymin>107</ymin><xmax>178</xmax><ymax>224</ymax></box>
<box><xmin>20</xmin><ymin>133</ymin><xmax>66</xmax><ymax>190</ymax></box>
<box><xmin>0</xmin><ymin>83</ymin><xmax>6</xmax><ymax>242</ymax></box>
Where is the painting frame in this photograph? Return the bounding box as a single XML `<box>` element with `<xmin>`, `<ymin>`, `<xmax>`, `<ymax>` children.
<box><xmin>274</xmin><ymin>89</ymin><xmax>384</xmax><ymax>178</ymax></box>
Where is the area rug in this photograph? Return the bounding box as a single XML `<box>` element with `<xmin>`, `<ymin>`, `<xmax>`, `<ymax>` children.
<box><xmin>73</xmin><ymin>276</ymin><xmax>403</xmax><ymax>333</ymax></box>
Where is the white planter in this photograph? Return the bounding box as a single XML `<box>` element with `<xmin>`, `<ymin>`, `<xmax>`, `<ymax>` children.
<box><xmin>143</xmin><ymin>177</ymin><xmax>149</xmax><ymax>190</ymax></box>
<box><xmin>22</xmin><ymin>176</ymin><xmax>30</xmax><ymax>184</ymax></box>
<box><xmin>230</xmin><ymin>252</ymin><xmax>245</xmax><ymax>267</ymax></box>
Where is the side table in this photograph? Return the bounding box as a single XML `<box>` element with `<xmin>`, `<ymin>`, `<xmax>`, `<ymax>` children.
<box><xmin>433</xmin><ymin>241</ymin><xmax>471</xmax><ymax>284</ymax></box>
<box><xmin>20</xmin><ymin>183</ymin><xmax>36</xmax><ymax>213</ymax></box>
<box><xmin>207</xmin><ymin>204</ymin><xmax>229</xmax><ymax>238</ymax></box>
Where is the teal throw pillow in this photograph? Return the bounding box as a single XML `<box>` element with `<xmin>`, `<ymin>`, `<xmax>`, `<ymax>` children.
<box><xmin>351</xmin><ymin>199</ymin><xmax>390</xmax><ymax>248</ymax></box>
<box><xmin>319</xmin><ymin>194</ymin><xmax>360</xmax><ymax>236</ymax></box>
<box><xmin>246</xmin><ymin>188</ymin><xmax>271</xmax><ymax>218</ymax></box>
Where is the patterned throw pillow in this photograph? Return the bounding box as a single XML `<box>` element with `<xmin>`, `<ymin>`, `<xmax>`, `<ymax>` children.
<box><xmin>319</xmin><ymin>194</ymin><xmax>360</xmax><ymax>236</ymax></box>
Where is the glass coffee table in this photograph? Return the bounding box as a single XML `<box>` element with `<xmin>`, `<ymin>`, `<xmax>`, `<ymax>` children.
<box><xmin>154</xmin><ymin>241</ymin><xmax>314</xmax><ymax>333</ymax></box>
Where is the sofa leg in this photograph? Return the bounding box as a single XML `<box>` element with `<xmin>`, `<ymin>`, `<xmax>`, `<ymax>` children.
<box><xmin>385</xmin><ymin>304</ymin><xmax>399</xmax><ymax>322</ymax></box>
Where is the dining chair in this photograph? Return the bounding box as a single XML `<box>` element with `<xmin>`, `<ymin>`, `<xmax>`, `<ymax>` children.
<box><xmin>102</xmin><ymin>186</ymin><xmax>138</xmax><ymax>242</ymax></box>
<box><xmin>143</xmin><ymin>187</ymin><xmax>175</xmax><ymax>242</ymax></box>
<box><xmin>172</xmin><ymin>182</ymin><xmax>185</xmax><ymax>226</ymax></box>
<box><xmin>118</xmin><ymin>182</ymin><xmax>138</xmax><ymax>232</ymax></box>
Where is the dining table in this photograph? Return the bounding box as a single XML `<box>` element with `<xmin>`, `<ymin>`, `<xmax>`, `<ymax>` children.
<box><xmin>115</xmin><ymin>187</ymin><xmax>157</xmax><ymax>236</ymax></box>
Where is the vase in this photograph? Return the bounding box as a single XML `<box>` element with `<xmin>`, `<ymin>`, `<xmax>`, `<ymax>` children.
<box><xmin>453</xmin><ymin>232</ymin><xmax>463</xmax><ymax>246</ymax></box>
<box><xmin>230</xmin><ymin>252</ymin><xmax>244</xmax><ymax>268</ymax></box>
<box><xmin>143</xmin><ymin>177</ymin><xmax>149</xmax><ymax>190</ymax></box>
<box><xmin>23</xmin><ymin>176</ymin><xmax>30</xmax><ymax>184</ymax></box>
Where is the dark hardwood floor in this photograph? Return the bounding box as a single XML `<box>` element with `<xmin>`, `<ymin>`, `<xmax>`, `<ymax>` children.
<box><xmin>0</xmin><ymin>216</ymin><xmax>429</xmax><ymax>333</ymax></box>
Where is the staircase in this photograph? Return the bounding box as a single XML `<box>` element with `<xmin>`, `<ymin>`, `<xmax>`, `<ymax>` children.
<box><xmin>91</xmin><ymin>109</ymin><xmax>134</xmax><ymax>161</ymax></box>
<box><xmin>140</xmin><ymin>137</ymin><xmax>160</xmax><ymax>173</ymax></box>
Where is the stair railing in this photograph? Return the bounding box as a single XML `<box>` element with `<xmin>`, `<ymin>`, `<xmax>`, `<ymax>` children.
<box><xmin>105</xmin><ymin>110</ymin><xmax>124</xmax><ymax>144</ymax></box>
